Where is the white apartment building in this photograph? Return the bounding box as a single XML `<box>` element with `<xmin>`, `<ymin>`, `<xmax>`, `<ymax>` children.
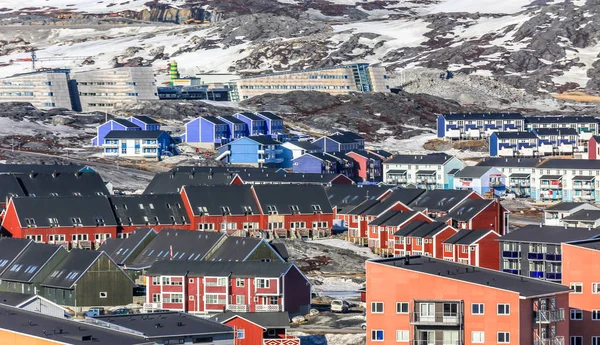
<box><xmin>73</xmin><ymin>67</ymin><xmax>158</xmax><ymax>112</ymax></box>
<box><xmin>543</xmin><ymin>202</ymin><xmax>600</xmax><ymax>226</ymax></box>
<box><xmin>383</xmin><ymin>154</ymin><xmax>464</xmax><ymax>190</ymax></box>
<box><xmin>531</xmin><ymin>159</ymin><xmax>600</xmax><ymax>202</ymax></box>
<box><xmin>0</xmin><ymin>70</ymin><xmax>72</xmax><ymax>109</ymax></box>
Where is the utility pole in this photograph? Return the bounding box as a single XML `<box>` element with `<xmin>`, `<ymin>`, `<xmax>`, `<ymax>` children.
<box><xmin>31</xmin><ymin>50</ymin><xmax>36</xmax><ymax>71</ymax></box>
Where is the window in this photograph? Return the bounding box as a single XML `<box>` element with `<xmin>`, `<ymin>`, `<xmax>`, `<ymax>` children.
<box><xmin>444</xmin><ymin>244</ymin><xmax>452</xmax><ymax>252</ymax></box>
<box><xmin>497</xmin><ymin>304</ymin><xmax>510</xmax><ymax>315</ymax></box>
<box><xmin>472</xmin><ymin>331</ymin><xmax>485</xmax><ymax>344</ymax></box>
<box><xmin>237</xmin><ymin>329</ymin><xmax>245</xmax><ymax>339</ymax></box>
<box><xmin>570</xmin><ymin>336</ymin><xmax>583</xmax><ymax>345</ymax></box>
<box><xmin>570</xmin><ymin>309</ymin><xmax>583</xmax><ymax>320</ymax></box>
<box><xmin>472</xmin><ymin>303</ymin><xmax>484</xmax><ymax>315</ymax></box>
<box><xmin>593</xmin><ymin>337</ymin><xmax>600</xmax><ymax>345</ymax></box>
<box><xmin>571</xmin><ymin>282</ymin><xmax>583</xmax><ymax>294</ymax></box>
<box><xmin>236</xmin><ymin>278</ymin><xmax>245</xmax><ymax>287</ymax></box>
<box><xmin>152</xmin><ymin>293</ymin><xmax>161</xmax><ymax>303</ymax></box>
<box><xmin>256</xmin><ymin>279</ymin><xmax>270</xmax><ymax>289</ymax></box>
<box><xmin>497</xmin><ymin>332</ymin><xmax>510</xmax><ymax>344</ymax></box>
<box><xmin>592</xmin><ymin>283</ymin><xmax>600</xmax><ymax>294</ymax></box>
<box><xmin>371</xmin><ymin>302</ymin><xmax>384</xmax><ymax>314</ymax></box>
<box><xmin>216</xmin><ymin>277</ymin><xmax>227</xmax><ymax>286</ymax></box>
<box><xmin>371</xmin><ymin>330</ymin><xmax>384</xmax><ymax>342</ymax></box>
<box><xmin>236</xmin><ymin>295</ymin><xmax>245</xmax><ymax>305</ymax></box>
<box><xmin>99</xmin><ymin>292</ymin><xmax>108</xmax><ymax>298</ymax></box>
<box><xmin>592</xmin><ymin>310</ymin><xmax>600</xmax><ymax>320</ymax></box>
<box><xmin>396</xmin><ymin>330</ymin><xmax>408</xmax><ymax>342</ymax></box>
<box><xmin>189</xmin><ymin>296</ymin><xmax>194</xmax><ymax>301</ymax></box>
<box><xmin>170</xmin><ymin>294</ymin><xmax>183</xmax><ymax>303</ymax></box>
<box><xmin>396</xmin><ymin>302</ymin><xmax>408</xmax><ymax>314</ymax></box>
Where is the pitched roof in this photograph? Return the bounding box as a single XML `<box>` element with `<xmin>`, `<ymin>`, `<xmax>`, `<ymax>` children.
<box><xmin>325</xmin><ymin>134</ymin><xmax>357</xmax><ymax>144</ymax></box>
<box><xmin>0</xmin><ymin>238</ymin><xmax>32</xmax><ymax>274</ymax></box>
<box><xmin>348</xmin><ymin>150</ymin><xmax>383</xmax><ymax>161</ymax></box>
<box><xmin>202</xmin><ymin>115</ymin><xmax>227</xmax><ymax>125</ymax></box>
<box><xmin>326</xmin><ymin>185</ymin><xmax>391</xmax><ymax>211</ymax></box>
<box><xmin>237</xmin><ymin>171</ymin><xmax>350</xmax><ymax>185</ymax></box>
<box><xmin>525</xmin><ymin>115</ymin><xmax>598</xmax><ymax>124</ymax></box>
<box><xmin>562</xmin><ymin>210</ymin><xmax>600</xmax><ymax>222</ymax></box>
<box><xmin>454</xmin><ymin>166</ymin><xmax>496</xmax><ymax>178</ymax></box>
<box><xmin>0</xmin><ymin>243</ymin><xmax>65</xmax><ymax>283</ymax></box>
<box><xmin>533</xmin><ymin>128</ymin><xmax>579</xmax><ymax>136</ymax></box>
<box><xmin>131</xmin><ymin>115</ymin><xmax>159</xmax><ymax>125</ymax></box>
<box><xmin>212</xmin><ymin>311</ymin><xmax>290</xmax><ymax>329</ymax></box>
<box><xmin>408</xmin><ymin>190</ymin><xmax>472</xmax><ymax>213</ymax></box>
<box><xmin>256</xmin><ymin>112</ymin><xmax>283</xmax><ymax>120</ymax></box>
<box><xmin>363</xmin><ymin>188</ymin><xmax>425</xmax><ymax>216</ymax></box>
<box><xmin>184</xmin><ymin>185</ymin><xmax>259</xmax><ymax>216</ymax></box>
<box><xmin>11</xmin><ymin>196</ymin><xmax>118</xmax><ymax>228</ymax></box>
<box><xmin>445</xmin><ymin>199</ymin><xmax>494</xmax><ymax>222</ymax></box>
<box><xmin>99</xmin><ymin>228</ymin><xmax>156</xmax><ymax>265</ymax></box>
<box><xmin>444</xmin><ymin>229</ymin><xmax>497</xmax><ymax>245</ymax></box>
<box><xmin>235</xmin><ymin>112</ymin><xmax>265</xmax><ymax>121</ymax></box>
<box><xmin>369</xmin><ymin>149</ymin><xmax>393</xmax><ymax>159</ymax></box>
<box><xmin>394</xmin><ymin>220</ymin><xmax>430</xmax><ymax>237</ymax></box>
<box><xmin>545</xmin><ymin>202</ymin><xmax>596</xmax><ymax>212</ymax></box>
<box><xmin>537</xmin><ymin>159</ymin><xmax>600</xmax><ymax>170</ymax></box>
<box><xmin>269</xmin><ymin>242</ymin><xmax>290</xmax><ymax>261</ymax></box>
<box><xmin>373</xmin><ymin>256</ymin><xmax>571</xmax><ymax>297</ymax></box>
<box><xmin>252</xmin><ymin>184</ymin><xmax>333</xmax><ymax>215</ymax></box>
<box><xmin>207</xmin><ymin>238</ymin><xmax>279</xmax><ymax>262</ymax></box>
<box><xmin>296</xmin><ymin>152</ymin><xmax>340</xmax><ymax>164</ymax></box>
<box><xmin>568</xmin><ymin>239</ymin><xmax>600</xmax><ymax>251</ymax></box>
<box><xmin>15</xmin><ymin>172</ymin><xmax>109</xmax><ymax>197</ymax></box>
<box><xmin>110</xmin><ymin>194</ymin><xmax>190</xmax><ymax>226</ymax></box>
<box><xmin>143</xmin><ymin>171</ymin><xmax>239</xmax><ymax>194</ymax></box>
<box><xmin>0</xmin><ymin>175</ymin><xmax>25</xmax><ymax>199</ymax></box>
<box><xmin>112</xmin><ymin>118</ymin><xmax>140</xmax><ymax>128</ymax></box>
<box><xmin>0</xmin><ymin>305</ymin><xmax>146</xmax><ymax>344</ymax></box>
<box><xmin>244</xmin><ymin>135</ymin><xmax>280</xmax><ymax>145</ymax></box>
<box><xmin>92</xmin><ymin>312</ymin><xmax>233</xmax><ymax>339</ymax></box>
<box><xmin>0</xmin><ymin>164</ymin><xmax>90</xmax><ymax>174</ymax></box>
<box><xmin>476</xmin><ymin>157</ymin><xmax>543</xmax><ymax>168</ymax></box>
<box><xmin>147</xmin><ymin>260</ymin><xmax>294</xmax><ymax>278</ymax></box>
<box><xmin>0</xmin><ymin>291</ymin><xmax>37</xmax><ymax>306</ymax></box>
<box><xmin>394</xmin><ymin>221</ymin><xmax>448</xmax><ymax>238</ymax></box>
<box><xmin>129</xmin><ymin>229</ymin><xmax>225</xmax><ymax>269</ymax></box>
<box><xmin>384</xmin><ymin>153</ymin><xmax>454</xmax><ymax>165</ymax></box>
<box><xmin>104</xmin><ymin>130</ymin><xmax>168</xmax><ymax>139</ymax></box>
<box><xmin>219</xmin><ymin>115</ymin><xmax>246</xmax><ymax>124</ymax></box>
<box><xmin>42</xmin><ymin>250</ymin><xmax>104</xmax><ymax>289</ymax></box>
<box><xmin>493</xmin><ymin>131</ymin><xmax>538</xmax><ymax>139</ymax></box>
<box><xmin>370</xmin><ymin>210</ymin><xmax>420</xmax><ymax>227</ymax></box>
<box><xmin>499</xmin><ymin>225</ymin><xmax>600</xmax><ymax>244</ymax></box>
<box><xmin>285</xmin><ymin>141</ymin><xmax>321</xmax><ymax>151</ymax></box>
<box><xmin>442</xmin><ymin>113</ymin><xmax>523</xmax><ymax>121</ymax></box>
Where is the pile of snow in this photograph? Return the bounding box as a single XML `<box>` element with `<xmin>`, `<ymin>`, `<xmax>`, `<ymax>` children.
<box><xmin>312</xmin><ymin>276</ymin><xmax>363</xmax><ymax>293</ymax></box>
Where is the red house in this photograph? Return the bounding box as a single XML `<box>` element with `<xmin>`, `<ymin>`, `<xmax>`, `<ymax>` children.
<box><xmin>589</xmin><ymin>135</ymin><xmax>600</xmax><ymax>159</ymax></box>
<box><xmin>212</xmin><ymin>311</ymin><xmax>299</xmax><ymax>345</ymax></box>
<box><xmin>145</xmin><ymin>261</ymin><xmax>311</xmax><ymax>316</ymax></box>
<box><xmin>392</xmin><ymin>220</ymin><xmax>457</xmax><ymax>257</ymax></box>
<box><xmin>1</xmin><ymin>196</ymin><xmax>119</xmax><ymax>249</ymax></box>
<box><xmin>346</xmin><ymin>150</ymin><xmax>384</xmax><ymax>183</ymax></box>
<box><xmin>442</xmin><ymin>229</ymin><xmax>501</xmax><ymax>269</ymax></box>
<box><xmin>444</xmin><ymin>198</ymin><xmax>510</xmax><ymax>235</ymax></box>
<box><xmin>367</xmin><ymin>210</ymin><xmax>432</xmax><ymax>256</ymax></box>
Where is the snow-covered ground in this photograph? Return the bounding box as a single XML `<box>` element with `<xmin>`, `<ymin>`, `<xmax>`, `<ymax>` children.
<box><xmin>290</xmin><ymin>332</ymin><xmax>365</xmax><ymax>345</ymax></box>
<box><xmin>2</xmin><ymin>0</ymin><xmax>186</xmax><ymax>13</ymax></box>
<box><xmin>368</xmin><ymin>133</ymin><xmax>489</xmax><ymax>159</ymax></box>
<box><xmin>310</xmin><ymin>239</ymin><xmax>378</xmax><ymax>259</ymax></box>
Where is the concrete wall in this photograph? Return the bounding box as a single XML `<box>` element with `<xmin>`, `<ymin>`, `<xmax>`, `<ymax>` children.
<box><xmin>0</xmin><ymin>71</ymin><xmax>72</xmax><ymax>110</ymax></box>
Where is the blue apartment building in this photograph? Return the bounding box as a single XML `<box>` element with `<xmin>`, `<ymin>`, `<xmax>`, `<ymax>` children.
<box><xmin>525</xmin><ymin>116</ymin><xmax>599</xmax><ymax>136</ymax></box>
<box><xmin>233</xmin><ymin>112</ymin><xmax>267</xmax><ymax>136</ymax></box>
<box><xmin>216</xmin><ymin>136</ymin><xmax>283</xmax><ymax>168</ymax></box>
<box><xmin>103</xmin><ymin>130</ymin><xmax>176</xmax><ymax>158</ymax></box>
<box><xmin>292</xmin><ymin>153</ymin><xmax>341</xmax><ymax>174</ymax></box>
<box><xmin>533</xmin><ymin>128</ymin><xmax>579</xmax><ymax>156</ymax></box>
<box><xmin>489</xmin><ymin>131</ymin><xmax>539</xmax><ymax>157</ymax></box>
<box><xmin>127</xmin><ymin>116</ymin><xmax>161</xmax><ymax>131</ymax></box>
<box><xmin>313</xmin><ymin>132</ymin><xmax>365</xmax><ymax>152</ymax></box>
<box><xmin>181</xmin><ymin>116</ymin><xmax>229</xmax><ymax>145</ymax></box>
<box><xmin>92</xmin><ymin>118</ymin><xmax>141</xmax><ymax>146</ymax></box>
<box><xmin>256</xmin><ymin>112</ymin><xmax>286</xmax><ymax>139</ymax></box>
<box><xmin>437</xmin><ymin>113</ymin><xmax>525</xmax><ymax>139</ymax></box>
<box><xmin>218</xmin><ymin>116</ymin><xmax>248</xmax><ymax>140</ymax></box>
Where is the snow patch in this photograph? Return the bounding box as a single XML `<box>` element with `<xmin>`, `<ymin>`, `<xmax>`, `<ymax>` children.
<box><xmin>310</xmin><ymin>239</ymin><xmax>378</xmax><ymax>259</ymax></box>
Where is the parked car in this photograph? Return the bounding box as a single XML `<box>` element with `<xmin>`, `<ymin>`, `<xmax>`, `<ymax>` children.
<box><xmin>330</xmin><ymin>299</ymin><xmax>350</xmax><ymax>313</ymax></box>
<box><xmin>361</xmin><ymin>322</ymin><xmax>367</xmax><ymax>330</ymax></box>
<box><xmin>83</xmin><ymin>307</ymin><xmax>105</xmax><ymax>317</ymax></box>
<box><xmin>112</xmin><ymin>308</ymin><xmax>134</xmax><ymax>315</ymax></box>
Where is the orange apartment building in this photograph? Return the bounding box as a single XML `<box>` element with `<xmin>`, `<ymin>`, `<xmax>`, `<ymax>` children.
<box><xmin>562</xmin><ymin>240</ymin><xmax>600</xmax><ymax>345</ymax></box>
<box><xmin>366</xmin><ymin>255</ymin><xmax>571</xmax><ymax>345</ymax></box>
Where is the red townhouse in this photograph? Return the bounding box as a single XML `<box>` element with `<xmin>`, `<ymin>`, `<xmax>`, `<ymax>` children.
<box><xmin>1</xmin><ymin>196</ymin><xmax>119</xmax><ymax>249</ymax></box>
<box><xmin>391</xmin><ymin>220</ymin><xmax>457</xmax><ymax>258</ymax></box>
<box><xmin>212</xmin><ymin>311</ymin><xmax>299</xmax><ymax>345</ymax></box>
<box><xmin>589</xmin><ymin>135</ymin><xmax>600</xmax><ymax>160</ymax></box>
<box><xmin>110</xmin><ymin>194</ymin><xmax>192</xmax><ymax>234</ymax></box>
<box><xmin>444</xmin><ymin>198</ymin><xmax>510</xmax><ymax>235</ymax></box>
<box><xmin>251</xmin><ymin>184</ymin><xmax>334</xmax><ymax>237</ymax></box>
<box><xmin>326</xmin><ymin>184</ymin><xmax>394</xmax><ymax>232</ymax></box>
<box><xmin>180</xmin><ymin>185</ymin><xmax>263</xmax><ymax>235</ymax></box>
<box><xmin>346</xmin><ymin>150</ymin><xmax>384</xmax><ymax>183</ymax></box>
<box><xmin>367</xmin><ymin>210</ymin><xmax>433</xmax><ymax>256</ymax></box>
<box><xmin>442</xmin><ymin>229</ymin><xmax>500</xmax><ymax>269</ymax></box>
<box><xmin>146</xmin><ymin>261</ymin><xmax>311</xmax><ymax>316</ymax></box>
<box><xmin>408</xmin><ymin>189</ymin><xmax>480</xmax><ymax>218</ymax></box>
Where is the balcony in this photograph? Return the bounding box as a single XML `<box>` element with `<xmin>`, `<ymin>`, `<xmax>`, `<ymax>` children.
<box><xmin>227</xmin><ymin>304</ymin><xmax>249</xmax><ymax>312</ymax></box>
<box><xmin>535</xmin><ymin>337</ymin><xmax>565</xmax><ymax>345</ymax></box>
<box><xmin>528</xmin><ymin>253</ymin><xmax>544</xmax><ymax>260</ymax></box>
<box><xmin>502</xmin><ymin>251</ymin><xmax>521</xmax><ymax>258</ymax></box>
<box><xmin>264</xmin><ymin>337</ymin><xmax>300</xmax><ymax>345</ymax></box>
<box><xmin>545</xmin><ymin>253</ymin><xmax>562</xmax><ymax>261</ymax></box>
<box><xmin>256</xmin><ymin>304</ymin><xmax>282</xmax><ymax>312</ymax></box>
<box><xmin>573</xmin><ymin>184</ymin><xmax>594</xmax><ymax>190</ymax></box>
<box><xmin>533</xmin><ymin>309</ymin><xmax>566</xmax><ymax>323</ymax></box>
<box><xmin>529</xmin><ymin>271</ymin><xmax>544</xmax><ymax>278</ymax></box>
<box><xmin>540</xmin><ymin>184</ymin><xmax>562</xmax><ymax>190</ymax></box>
<box><xmin>410</xmin><ymin>312</ymin><xmax>463</xmax><ymax>326</ymax></box>
<box><xmin>502</xmin><ymin>269</ymin><xmax>520</xmax><ymax>274</ymax></box>
<box><xmin>510</xmin><ymin>181</ymin><xmax>530</xmax><ymax>187</ymax></box>
<box><xmin>545</xmin><ymin>272</ymin><xmax>562</xmax><ymax>280</ymax></box>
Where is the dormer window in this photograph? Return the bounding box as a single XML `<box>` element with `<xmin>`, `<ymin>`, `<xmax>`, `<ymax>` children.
<box><xmin>48</xmin><ymin>218</ymin><xmax>59</xmax><ymax>227</ymax></box>
<box><xmin>197</xmin><ymin>206</ymin><xmax>209</xmax><ymax>215</ymax></box>
<box><xmin>149</xmin><ymin>203</ymin><xmax>155</xmax><ymax>210</ymax></box>
<box><xmin>221</xmin><ymin>206</ymin><xmax>231</xmax><ymax>215</ymax></box>
<box><xmin>95</xmin><ymin>217</ymin><xmax>105</xmax><ymax>226</ymax></box>
<box><xmin>24</xmin><ymin>218</ymin><xmax>36</xmax><ymax>228</ymax></box>
<box><xmin>71</xmin><ymin>217</ymin><xmax>82</xmax><ymax>227</ymax></box>
<box><xmin>267</xmin><ymin>205</ymin><xmax>278</xmax><ymax>215</ymax></box>
<box><xmin>243</xmin><ymin>206</ymin><xmax>253</xmax><ymax>215</ymax></box>
<box><xmin>139</xmin><ymin>204</ymin><xmax>144</xmax><ymax>210</ymax></box>
<box><xmin>312</xmin><ymin>205</ymin><xmax>323</xmax><ymax>214</ymax></box>
<box><xmin>290</xmin><ymin>205</ymin><xmax>300</xmax><ymax>214</ymax></box>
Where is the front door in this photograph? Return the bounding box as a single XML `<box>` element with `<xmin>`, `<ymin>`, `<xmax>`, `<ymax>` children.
<box><xmin>420</xmin><ymin>331</ymin><xmax>435</xmax><ymax>345</ymax></box>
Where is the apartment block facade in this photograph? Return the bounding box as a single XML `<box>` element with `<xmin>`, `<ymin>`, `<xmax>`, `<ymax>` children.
<box><xmin>0</xmin><ymin>70</ymin><xmax>72</xmax><ymax>109</ymax></box>
<box><xmin>383</xmin><ymin>154</ymin><xmax>464</xmax><ymax>190</ymax></box>
<box><xmin>437</xmin><ymin>113</ymin><xmax>525</xmax><ymax>139</ymax></box>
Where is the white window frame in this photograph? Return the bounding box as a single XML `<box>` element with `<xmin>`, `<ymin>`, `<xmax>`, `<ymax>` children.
<box><xmin>570</xmin><ymin>309</ymin><xmax>583</xmax><ymax>320</ymax></box>
<box><xmin>472</xmin><ymin>303</ymin><xmax>484</xmax><ymax>315</ymax></box>
<box><xmin>472</xmin><ymin>331</ymin><xmax>485</xmax><ymax>344</ymax></box>
<box><xmin>592</xmin><ymin>282</ymin><xmax>600</xmax><ymax>294</ymax></box>
<box><xmin>396</xmin><ymin>302</ymin><xmax>409</xmax><ymax>314</ymax></box>
<box><xmin>570</xmin><ymin>282</ymin><xmax>583</xmax><ymax>294</ymax></box>
<box><xmin>497</xmin><ymin>332</ymin><xmax>510</xmax><ymax>344</ymax></box>
<box><xmin>592</xmin><ymin>310</ymin><xmax>600</xmax><ymax>321</ymax></box>
<box><xmin>497</xmin><ymin>304</ymin><xmax>510</xmax><ymax>316</ymax></box>
<box><xmin>371</xmin><ymin>330</ymin><xmax>384</xmax><ymax>342</ymax></box>
<box><xmin>396</xmin><ymin>330</ymin><xmax>409</xmax><ymax>342</ymax></box>
<box><xmin>371</xmin><ymin>302</ymin><xmax>384</xmax><ymax>314</ymax></box>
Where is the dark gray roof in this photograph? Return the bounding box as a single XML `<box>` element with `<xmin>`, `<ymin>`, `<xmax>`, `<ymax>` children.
<box><xmin>169</xmin><ymin>166</ymin><xmax>277</xmax><ymax>174</ymax></box>
<box><xmin>207</xmin><ymin>238</ymin><xmax>274</xmax><ymax>262</ymax></box>
<box><xmin>92</xmin><ymin>312</ymin><xmax>233</xmax><ymax>339</ymax></box>
<box><xmin>15</xmin><ymin>172</ymin><xmax>109</xmax><ymax>197</ymax></box>
<box><xmin>540</xmin><ymin>175</ymin><xmax>563</xmax><ymax>180</ymax></box>
<box><xmin>444</xmin><ymin>229</ymin><xmax>497</xmax><ymax>245</ymax></box>
<box><xmin>286</xmin><ymin>141</ymin><xmax>321</xmax><ymax>151</ymax></box>
<box><xmin>129</xmin><ymin>229</ymin><xmax>225</xmax><ymax>269</ymax></box>
<box><xmin>147</xmin><ymin>260</ymin><xmax>294</xmax><ymax>278</ymax></box>
<box><xmin>374</xmin><ymin>256</ymin><xmax>571</xmax><ymax>297</ymax></box>
<box><xmin>212</xmin><ymin>311</ymin><xmax>290</xmax><ymax>329</ymax></box>
<box><xmin>572</xmin><ymin>175</ymin><xmax>595</xmax><ymax>181</ymax></box>
<box><xmin>569</xmin><ymin>239</ymin><xmax>600</xmax><ymax>251</ymax></box>
<box><xmin>104</xmin><ymin>130</ymin><xmax>167</xmax><ymax>139</ymax></box>
<box><xmin>394</xmin><ymin>220</ymin><xmax>429</xmax><ymax>237</ymax></box>
<box><xmin>326</xmin><ymin>185</ymin><xmax>391</xmax><ymax>211</ymax></box>
<box><xmin>416</xmin><ymin>170</ymin><xmax>436</xmax><ymax>175</ymax></box>
<box><xmin>538</xmin><ymin>159</ymin><xmax>600</xmax><ymax>170</ymax></box>
<box><xmin>202</xmin><ymin>115</ymin><xmax>227</xmax><ymax>125</ymax></box>
<box><xmin>42</xmin><ymin>250</ymin><xmax>104</xmax><ymax>289</ymax></box>
<box><xmin>562</xmin><ymin>210</ymin><xmax>600</xmax><ymax>222</ymax></box>
<box><xmin>369</xmin><ymin>150</ymin><xmax>393</xmax><ymax>159</ymax></box>
<box><xmin>0</xmin><ymin>243</ymin><xmax>65</xmax><ymax>283</ymax></box>
<box><xmin>113</xmin><ymin>118</ymin><xmax>140</xmax><ymax>128</ymax></box>
<box><xmin>299</xmin><ymin>152</ymin><xmax>340</xmax><ymax>164</ymax></box>
<box><xmin>446</xmin><ymin>199</ymin><xmax>494</xmax><ymax>222</ymax></box>
<box><xmin>11</xmin><ymin>196</ymin><xmax>118</xmax><ymax>228</ymax></box>
<box><xmin>131</xmin><ymin>115</ymin><xmax>159</xmax><ymax>125</ymax></box>
<box><xmin>99</xmin><ymin>228</ymin><xmax>156</xmax><ymax>265</ymax></box>
<box><xmin>500</xmin><ymin>225</ymin><xmax>600</xmax><ymax>244</ymax></box>
<box><xmin>269</xmin><ymin>242</ymin><xmax>289</xmax><ymax>261</ymax></box>
<box><xmin>348</xmin><ymin>150</ymin><xmax>382</xmax><ymax>161</ymax></box>
<box><xmin>344</xmin><ymin>199</ymin><xmax>381</xmax><ymax>215</ymax></box>
<box><xmin>236</xmin><ymin>112</ymin><xmax>265</xmax><ymax>121</ymax></box>
<box><xmin>385</xmin><ymin>153</ymin><xmax>453</xmax><ymax>165</ymax></box>
<box><xmin>0</xmin><ymin>291</ymin><xmax>36</xmax><ymax>306</ymax></box>
<box><xmin>237</xmin><ymin>171</ymin><xmax>350</xmax><ymax>185</ymax></box>
<box><xmin>110</xmin><ymin>194</ymin><xmax>190</xmax><ymax>227</ymax></box>
<box><xmin>454</xmin><ymin>166</ymin><xmax>496</xmax><ymax>178</ymax></box>
<box><xmin>0</xmin><ymin>305</ymin><xmax>145</xmax><ymax>344</ymax></box>
<box><xmin>526</xmin><ymin>115</ymin><xmax>597</xmax><ymax>124</ymax></box>
<box><xmin>219</xmin><ymin>115</ymin><xmax>246</xmax><ymax>124</ymax></box>
<box><xmin>534</xmin><ymin>128</ymin><xmax>579</xmax><ymax>136</ymax></box>
<box><xmin>364</xmin><ymin>188</ymin><xmax>426</xmax><ymax>216</ymax></box>
<box><xmin>408</xmin><ymin>190</ymin><xmax>472</xmax><ymax>213</ymax></box>
<box><xmin>510</xmin><ymin>173</ymin><xmax>530</xmax><ymax>178</ymax></box>
<box><xmin>448</xmin><ymin>168</ymin><xmax>461</xmax><ymax>175</ymax></box>
<box><xmin>0</xmin><ymin>238</ymin><xmax>32</xmax><ymax>273</ymax></box>
<box><xmin>442</xmin><ymin>113</ymin><xmax>523</xmax><ymax>121</ymax></box>
<box><xmin>257</xmin><ymin>112</ymin><xmax>283</xmax><ymax>121</ymax></box>
<box><xmin>0</xmin><ymin>175</ymin><xmax>25</xmax><ymax>199</ymax></box>
<box><xmin>143</xmin><ymin>171</ymin><xmax>239</xmax><ymax>194</ymax></box>
<box><xmin>0</xmin><ymin>164</ymin><xmax>91</xmax><ymax>174</ymax></box>
<box><xmin>245</xmin><ymin>136</ymin><xmax>280</xmax><ymax>145</ymax></box>
<box><xmin>253</xmin><ymin>184</ymin><xmax>333</xmax><ymax>215</ymax></box>
<box><xmin>324</xmin><ymin>134</ymin><xmax>356</xmax><ymax>144</ymax></box>
<box><xmin>368</xmin><ymin>210</ymin><xmax>405</xmax><ymax>226</ymax></box>
<box><xmin>493</xmin><ymin>131</ymin><xmax>538</xmax><ymax>139</ymax></box>
<box><xmin>545</xmin><ymin>202</ymin><xmax>591</xmax><ymax>212</ymax></box>
<box><xmin>333</xmin><ymin>131</ymin><xmax>364</xmax><ymax>141</ymax></box>
<box><xmin>408</xmin><ymin>222</ymin><xmax>449</xmax><ymax>238</ymax></box>
<box><xmin>476</xmin><ymin>157</ymin><xmax>543</xmax><ymax>168</ymax></box>
<box><xmin>184</xmin><ymin>185</ymin><xmax>260</xmax><ymax>216</ymax></box>
<box><xmin>386</xmin><ymin>169</ymin><xmax>407</xmax><ymax>174</ymax></box>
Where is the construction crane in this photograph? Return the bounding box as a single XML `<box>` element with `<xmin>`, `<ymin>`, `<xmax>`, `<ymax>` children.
<box><xmin>9</xmin><ymin>50</ymin><xmax>87</xmax><ymax>71</ymax></box>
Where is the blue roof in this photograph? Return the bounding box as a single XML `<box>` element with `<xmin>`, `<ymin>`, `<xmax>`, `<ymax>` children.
<box><xmin>533</xmin><ymin>128</ymin><xmax>578</xmax><ymax>136</ymax></box>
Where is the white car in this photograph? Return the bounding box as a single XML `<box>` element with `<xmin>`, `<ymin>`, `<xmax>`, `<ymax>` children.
<box><xmin>330</xmin><ymin>299</ymin><xmax>350</xmax><ymax>313</ymax></box>
<box><xmin>360</xmin><ymin>322</ymin><xmax>367</xmax><ymax>330</ymax></box>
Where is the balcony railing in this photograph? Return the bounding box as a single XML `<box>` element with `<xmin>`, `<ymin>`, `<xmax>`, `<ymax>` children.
<box><xmin>502</xmin><ymin>251</ymin><xmax>521</xmax><ymax>258</ymax></box>
<box><xmin>529</xmin><ymin>271</ymin><xmax>544</xmax><ymax>278</ymax></box>
<box><xmin>545</xmin><ymin>253</ymin><xmax>562</xmax><ymax>261</ymax></box>
<box><xmin>228</xmin><ymin>304</ymin><xmax>249</xmax><ymax>312</ymax></box>
<box><xmin>256</xmin><ymin>304</ymin><xmax>282</xmax><ymax>312</ymax></box>
<box><xmin>533</xmin><ymin>309</ymin><xmax>566</xmax><ymax>323</ymax></box>
<box><xmin>411</xmin><ymin>341</ymin><xmax>463</xmax><ymax>345</ymax></box>
<box><xmin>410</xmin><ymin>312</ymin><xmax>463</xmax><ymax>326</ymax></box>
<box><xmin>502</xmin><ymin>269</ymin><xmax>520</xmax><ymax>274</ymax></box>
<box><xmin>528</xmin><ymin>253</ymin><xmax>544</xmax><ymax>260</ymax></box>
<box><xmin>263</xmin><ymin>337</ymin><xmax>301</xmax><ymax>345</ymax></box>
<box><xmin>545</xmin><ymin>272</ymin><xmax>562</xmax><ymax>280</ymax></box>
<box><xmin>534</xmin><ymin>336</ymin><xmax>565</xmax><ymax>345</ymax></box>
